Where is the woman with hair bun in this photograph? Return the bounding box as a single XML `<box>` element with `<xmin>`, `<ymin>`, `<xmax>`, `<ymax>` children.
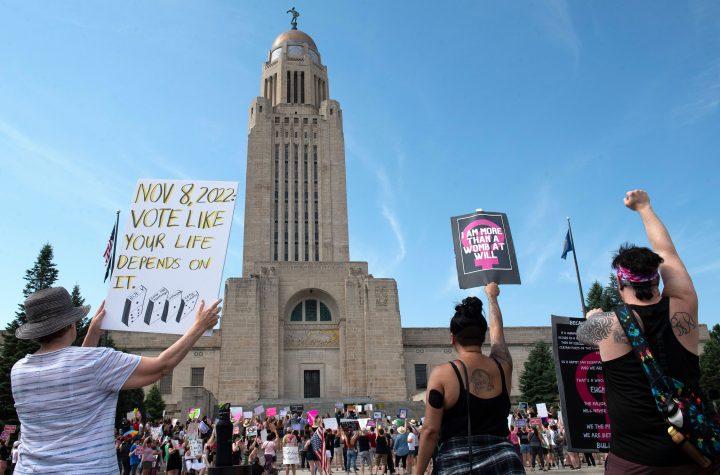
<box><xmin>414</xmin><ymin>283</ymin><xmax>524</xmax><ymax>474</ymax></box>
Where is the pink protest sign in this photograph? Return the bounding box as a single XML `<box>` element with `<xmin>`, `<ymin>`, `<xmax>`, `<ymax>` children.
<box><xmin>307</xmin><ymin>410</ymin><xmax>318</xmax><ymax>426</ymax></box>
<box><xmin>451</xmin><ymin>211</ymin><xmax>520</xmax><ymax>288</ymax></box>
<box><xmin>266</xmin><ymin>407</ymin><xmax>277</xmax><ymax>417</ymax></box>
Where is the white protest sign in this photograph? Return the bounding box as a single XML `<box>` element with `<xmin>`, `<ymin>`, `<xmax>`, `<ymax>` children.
<box><xmin>323</xmin><ymin>418</ymin><xmax>338</xmax><ymax>431</ymax></box>
<box><xmin>283</xmin><ymin>446</ymin><xmax>300</xmax><ymax>465</ymax></box>
<box><xmin>243</xmin><ymin>411</ymin><xmax>253</xmax><ymax>420</ymax></box>
<box><xmin>359</xmin><ymin>418</ymin><xmax>369</xmax><ymax>430</ymax></box>
<box><xmin>254</xmin><ymin>405</ymin><xmax>265</xmax><ymax>416</ymax></box>
<box><xmin>189</xmin><ymin>439</ymin><xmax>203</xmax><ymax>457</ymax></box>
<box><xmin>260</xmin><ymin>429</ymin><xmax>268</xmax><ymax>442</ymax></box>
<box><xmin>102</xmin><ymin>179</ymin><xmax>238</xmax><ymax>335</ymax></box>
<box><xmin>536</xmin><ymin>403</ymin><xmax>549</xmax><ymax>418</ymax></box>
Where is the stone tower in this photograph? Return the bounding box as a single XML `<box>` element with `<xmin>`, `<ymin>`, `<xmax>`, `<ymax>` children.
<box><xmin>219</xmin><ymin>26</ymin><xmax>407</xmax><ymax>404</ymax></box>
<box><xmin>242</xmin><ymin>29</ymin><xmax>348</xmax><ymax>276</ymax></box>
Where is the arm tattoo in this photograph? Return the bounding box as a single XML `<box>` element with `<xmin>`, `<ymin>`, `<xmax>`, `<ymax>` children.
<box><xmin>470</xmin><ymin>369</ymin><xmax>494</xmax><ymax>392</ymax></box>
<box><xmin>613</xmin><ymin>329</ymin><xmax>629</xmax><ymax>344</ymax></box>
<box><xmin>670</xmin><ymin>312</ymin><xmax>696</xmax><ymax>337</ymax></box>
<box><xmin>488</xmin><ymin>298</ymin><xmax>513</xmax><ymax>368</ymax></box>
<box><xmin>576</xmin><ymin>313</ymin><xmax>614</xmax><ymax>346</ymax></box>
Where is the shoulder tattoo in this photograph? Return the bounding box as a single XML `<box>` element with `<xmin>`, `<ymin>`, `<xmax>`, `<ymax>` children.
<box><xmin>670</xmin><ymin>312</ymin><xmax>696</xmax><ymax>337</ymax></box>
<box><xmin>576</xmin><ymin>312</ymin><xmax>615</xmax><ymax>346</ymax></box>
<box><xmin>470</xmin><ymin>368</ymin><xmax>494</xmax><ymax>392</ymax></box>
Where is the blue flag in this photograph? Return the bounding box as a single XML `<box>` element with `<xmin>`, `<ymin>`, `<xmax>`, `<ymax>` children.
<box><xmin>561</xmin><ymin>230</ymin><xmax>573</xmax><ymax>260</ymax></box>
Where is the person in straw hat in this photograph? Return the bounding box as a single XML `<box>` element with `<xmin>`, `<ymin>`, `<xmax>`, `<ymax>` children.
<box><xmin>10</xmin><ymin>286</ymin><xmax>220</xmax><ymax>474</ymax></box>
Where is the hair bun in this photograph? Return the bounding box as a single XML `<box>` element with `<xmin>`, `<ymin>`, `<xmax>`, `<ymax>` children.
<box><xmin>456</xmin><ymin>296</ymin><xmax>483</xmax><ymax>320</ymax></box>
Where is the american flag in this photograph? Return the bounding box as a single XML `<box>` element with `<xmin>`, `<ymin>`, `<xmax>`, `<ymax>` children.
<box><xmin>103</xmin><ymin>213</ymin><xmax>119</xmax><ymax>282</ymax></box>
<box><xmin>310</xmin><ymin>425</ymin><xmax>329</xmax><ymax>474</ymax></box>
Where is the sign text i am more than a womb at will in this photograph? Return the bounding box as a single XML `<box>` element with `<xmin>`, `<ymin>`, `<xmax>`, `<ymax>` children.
<box><xmin>450</xmin><ymin>210</ymin><xmax>521</xmax><ymax>288</ymax></box>
<box><xmin>102</xmin><ymin>179</ymin><xmax>238</xmax><ymax>335</ymax></box>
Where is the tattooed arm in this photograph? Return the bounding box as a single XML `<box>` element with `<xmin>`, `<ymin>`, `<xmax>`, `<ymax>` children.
<box><xmin>576</xmin><ymin>312</ymin><xmax>615</xmax><ymax>347</ymax></box>
<box><xmin>485</xmin><ymin>283</ymin><xmax>512</xmax><ymax>393</ymax></box>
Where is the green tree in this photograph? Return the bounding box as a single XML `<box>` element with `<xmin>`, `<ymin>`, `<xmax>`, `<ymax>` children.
<box><xmin>601</xmin><ymin>273</ymin><xmax>622</xmax><ymax>311</ymax></box>
<box><xmin>585</xmin><ymin>281</ymin><xmax>605</xmax><ymax>311</ymax></box>
<box><xmin>144</xmin><ymin>384</ymin><xmax>166</xmax><ymax>421</ymax></box>
<box><xmin>519</xmin><ymin>341</ymin><xmax>559</xmax><ymax>406</ymax></box>
<box><xmin>700</xmin><ymin>324</ymin><xmax>720</xmax><ymax>404</ymax></box>
<box><xmin>0</xmin><ymin>244</ymin><xmax>60</xmax><ymax>425</ymax></box>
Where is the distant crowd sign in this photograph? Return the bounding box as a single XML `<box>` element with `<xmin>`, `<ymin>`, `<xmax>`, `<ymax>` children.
<box><xmin>450</xmin><ymin>210</ymin><xmax>520</xmax><ymax>288</ymax></box>
<box><xmin>102</xmin><ymin>179</ymin><xmax>238</xmax><ymax>335</ymax></box>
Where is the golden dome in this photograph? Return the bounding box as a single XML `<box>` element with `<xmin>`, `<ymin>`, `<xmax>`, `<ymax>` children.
<box><xmin>271</xmin><ymin>30</ymin><xmax>318</xmax><ymax>51</ymax></box>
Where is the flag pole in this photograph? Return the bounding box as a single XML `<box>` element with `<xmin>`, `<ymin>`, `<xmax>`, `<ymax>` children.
<box><xmin>567</xmin><ymin>217</ymin><xmax>587</xmax><ymax>317</ymax></box>
<box><xmin>110</xmin><ymin>210</ymin><xmax>120</xmax><ymax>280</ymax></box>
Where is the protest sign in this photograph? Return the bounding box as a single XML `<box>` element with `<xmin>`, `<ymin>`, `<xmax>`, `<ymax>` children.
<box><xmin>291</xmin><ymin>423</ymin><xmax>304</xmax><ymax>431</ymax></box>
<box><xmin>186</xmin><ymin>422</ymin><xmax>199</xmax><ymax>440</ymax></box>
<box><xmin>339</xmin><ymin>419</ymin><xmax>361</xmax><ymax>432</ymax></box>
<box><xmin>355</xmin><ymin>404</ymin><xmax>363</xmax><ymax>413</ymax></box>
<box><xmin>126</xmin><ymin>411</ymin><xmax>135</xmax><ymax>422</ymax></box>
<box><xmin>230</xmin><ymin>407</ymin><xmax>243</xmax><ymax>422</ymax></box>
<box><xmin>518</xmin><ymin>402</ymin><xmax>528</xmax><ymax>411</ymax></box>
<box><xmin>552</xmin><ymin>315</ymin><xmax>610</xmax><ymax>452</ymax></box>
<box><xmin>373</xmin><ymin>411</ymin><xmax>383</xmax><ymax>420</ymax></box>
<box><xmin>450</xmin><ymin>210</ymin><xmax>520</xmax><ymax>288</ymax></box>
<box><xmin>243</xmin><ymin>411</ymin><xmax>253</xmax><ymax>420</ymax></box>
<box><xmin>283</xmin><ymin>446</ymin><xmax>300</xmax><ymax>465</ymax></box>
<box><xmin>398</xmin><ymin>408</ymin><xmax>407</xmax><ymax>419</ymax></box>
<box><xmin>260</xmin><ymin>429</ymin><xmax>268</xmax><ymax>442</ymax></box>
<box><xmin>290</xmin><ymin>404</ymin><xmax>304</xmax><ymax>415</ymax></box>
<box><xmin>254</xmin><ymin>405</ymin><xmax>265</xmax><ymax>416</ymax></box>
<box><xmin>507</xmin><ymin>414</ymin><xmax>513</xmax><ymax>429</ymax></box>
<box><xmin>279</xmin><ymin>409</ymin><xmax>288</xmax><ymax>417</ymax></box>
<box><xmin>189</xmin><ymin>439</ymin><xmax>203</xmax><ymax>457</ymax></box>
<box><xmin>366</xmin><ymin>420</ymin><xmax>376</xmax><ymax>428</ymax></box>
<box><xmin>188</xmin><ymin>408</ymin><xmax>201</xmax><ymax>420</ymax></box>
<box><xmin>529</xmin><ymin>417</ymin><xmax>542</xmax><ymax>427</ymax></box>
<box><xmin>359</xmin><ymin>418</ymin><xmax>369</xmax><ymax>430</ymax></box>
<box><xmin>323</xmin><ymin>418</ymin><xmax>338</xmax><ymax>430</ymax></box>
<box><xmin>247</xmin><ymin>426</ymin><xmax>257</xmax><ymax>437</ymax></box>
<box><xmin>307</xmin><ymin>410</ymin><xmax>318</xmax><ymax>426</ymax></box>
<box><xmin>199</xmin><ymin>421</ymin><xmax>210</xmax><ymax>434</ymax></box>
<box><xmin>334</xmin><ymin>402</ymin><xmax>344</xmax><ymax>409</ymax></box>
<box><xmin>516</xmin><ymin>419</ymin><xmax>527</xmax><ymax>428</ymax></box>
<box><xmin>266</xmin><ymin>407</ymin><xmax>277</xmax><ymax>417</ymax></box>
<box><xmin>536</xmin><ymin>403</ymin><xmax>548</xmax><ymax>418</ymax></box>
<box><xmin>102</xmin><ymin>179</ymin><xmax>238</xmax><ymax>335</ymax></box>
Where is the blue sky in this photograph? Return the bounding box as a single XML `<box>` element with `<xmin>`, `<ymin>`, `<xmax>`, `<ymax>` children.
<box><xmin>1</xmin><ymin>1</ymin><xmax>718</xmax><ymax>331</ymax></box>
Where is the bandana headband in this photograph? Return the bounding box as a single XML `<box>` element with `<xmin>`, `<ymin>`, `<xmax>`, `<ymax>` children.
<box><xmin>616</xmin><ymin>265</ymin><xmax>659</xmax><ymax>284</ymax></box>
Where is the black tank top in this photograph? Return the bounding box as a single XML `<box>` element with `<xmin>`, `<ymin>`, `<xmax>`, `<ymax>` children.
<box><xmin>602</xmin><ymin>297</ymin><xmax>700</xmax><ymax>466</ymax></box>
<box><xmin>439</xmin><ymin>358</ymin><xmax>511</xmax><ymax>442</ymax></box>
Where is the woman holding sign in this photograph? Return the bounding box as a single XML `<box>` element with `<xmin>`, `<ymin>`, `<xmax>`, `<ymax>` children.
<box><xmin>414</xmin><ymin>283</ymin><xmax>524</xmax><ymax>475</ymax></box>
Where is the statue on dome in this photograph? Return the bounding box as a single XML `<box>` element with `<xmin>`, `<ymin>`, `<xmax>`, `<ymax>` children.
<box><xmin>287</xmin><ymin>7</ymin><xmax>300</xmax><ymax>30</ymax></box>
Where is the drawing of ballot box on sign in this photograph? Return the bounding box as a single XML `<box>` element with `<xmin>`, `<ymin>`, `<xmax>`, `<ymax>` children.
<box><xmin>122</xmin><ymin>287</ymin><xmax>199</xmax><ymax>327</ymax></box>
<box><xmin>121</xmin><ymin>286</ymin><xmax>147</xmax><ymax>326</ymax></box>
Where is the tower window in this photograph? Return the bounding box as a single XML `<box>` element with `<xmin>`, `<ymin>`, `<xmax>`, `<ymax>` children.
<box><xmin>294</xmin><ymin>117</ymin><xmax>299</xmax><ymax>124</ymax></box>
<box><xmin>284</xmin><ymin>117</ymin><xmax>289</xmax><ymax>124</ymax></box>
<box><xmin>289</xmin><ymin>299</ymin><xmax>332</xmax><ymax>323</ymax></box>
<box><xmin>259</xmin><ymin>105</ymin><xmax>263</xmax><ymax>113</ymax></box>
<box><xmin>303</xmin><ymin>118</ymin><xmax>308</xmax><ymax>124</ymax></box>
<box><xmin>301</xmin><ymin>71</ymin><xmax>305</xmax><ymax>103</ymax></box>
<box><xmin>415</xmin><ymin>364</ymin><xmax>428</xmax><ymax>390</ymax></box>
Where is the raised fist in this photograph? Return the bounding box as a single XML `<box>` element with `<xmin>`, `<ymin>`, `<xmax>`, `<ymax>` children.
<box><xmin>624</xmin><ymin>189</ymin><xmax>650</xmax><ymax>211</ymax></box>
<box><xmin>485</xmin><ymin>282</ymin><xmax>500</xmax><ymax>299</ymax></box>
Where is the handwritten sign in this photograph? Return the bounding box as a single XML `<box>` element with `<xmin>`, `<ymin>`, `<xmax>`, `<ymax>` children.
<box><xmin>536</xmin><ymin>403</ymin><xmax>548</xmax><ymax>418</ymax></box>
<box><xmin>189</xmin><ymin>439</ymin><xmax>203</xmax><ymax>457</ymax></box>
<box><xmin>552</xmin><ymin>315</ymin><xmax>610</xmax><ymax>452</ymax></box>
<box><xmin>102</xmin><ymin>179</ymin><xmax>238</xmax><ymax>335</ymax></box>
<box><xmin>186</xmin><ymin>422</ymin><xmax>199</xmax><ymax>440</ymax></box>
<box><xmin>450</xmin><ymin>210</ymin><xmax>520</xmax><ymax>287</ymax></box>
<box><xmin>323</xmin><ymin>418</ymin><xmax>338</xmax><ymax>430</ymax></box>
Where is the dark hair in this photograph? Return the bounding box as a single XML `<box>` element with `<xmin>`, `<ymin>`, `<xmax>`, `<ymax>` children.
<box><xmin>450</xmin><ymin>296</ymin><xmax>488</xmax><ymax>346</ymax></box>
<box><xmin>35</xmin><ymin>324</ymin><xmax>73</xmax><ymax>344</ymax></box>
<box><xmin>611</xmin><ymin>243</ymin><xmax>664</xmax><ymax>301</ymax></box>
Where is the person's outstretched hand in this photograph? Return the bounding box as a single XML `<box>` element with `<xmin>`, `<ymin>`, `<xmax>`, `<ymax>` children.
<box><xmin>624</xmin><ymin>189</ymin><xmax>651</xmax><ymax>211</ymax></box>
<box><xmin>194</xmin><ymin>299</ymin><xmax>221</xmax><ymax>332</ymax></box>
<box><xmin>87</xmin><ymin>300</ymin><xmax>106</xmax><ymax>334</ymax></box>
<box><xmin>485</xmin><ymin>282</ymin><xmax>500</xmax><ymax>299</ymax></box>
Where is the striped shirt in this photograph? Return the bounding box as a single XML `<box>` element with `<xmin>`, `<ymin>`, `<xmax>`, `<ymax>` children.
<box><xmin>11</xmin><ymin>346</ymin><xmax>141</xmax><ymax>474</ymax></box>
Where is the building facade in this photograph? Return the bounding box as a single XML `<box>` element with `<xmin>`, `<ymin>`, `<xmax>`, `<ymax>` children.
<box><xmin>108</xmin><ymin>26</ymin><xmax>711</xmax><ymax>418</ymax></box>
